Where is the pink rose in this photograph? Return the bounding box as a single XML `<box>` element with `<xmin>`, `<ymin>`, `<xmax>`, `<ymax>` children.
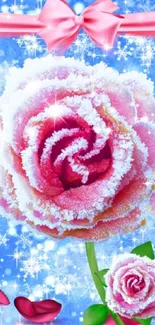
<box><xmin>0</xmin><ymin>56</ymin><xmax>154</xmax><ymax>240</ymax></box>
<box><xmin>105</xmin><ymin>254</ymin><xmax>155</xmax><ymax>319</ymax></box>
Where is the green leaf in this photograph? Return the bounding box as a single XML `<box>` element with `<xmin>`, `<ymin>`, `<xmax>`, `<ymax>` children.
<box><xmin>98</xmin><ymin>269</ymin><xmax>109</xmax><ymax>287</ymax></box>
<box><xmin>133</xmin><ymin>317</ymin><xmax>152</xmax><ymax>325</ymax></box>
<box><xmin>131</xmin><ymin>242</ymin><xmax>154</xmax><ymax>260</ymax></box>
<box><xmin>83</xmin><ymin>304</ymin><xmax>108</xmax><ymax>325</ymax></box>
<box><xmin>99</xmin><ymin>269</ymin><xmax>109</xmax><ymax>277</ymax></box>
<box><xmin>94</xmin><ymin>272</ymin><xmax>107</xmax><ymax>288</ymax></box>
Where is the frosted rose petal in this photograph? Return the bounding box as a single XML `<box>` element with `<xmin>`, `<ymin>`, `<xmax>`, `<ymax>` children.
<box><xmin>134</xmin><ymin>122</ymin><xmax>155</xmax><ymax>169</ymax></box>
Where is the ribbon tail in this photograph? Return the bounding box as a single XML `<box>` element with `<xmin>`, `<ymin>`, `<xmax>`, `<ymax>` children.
<box><xmin>0</xmin><ymin>13</ymin><xmax>45</xmax><ymax>38</ymax></box>
<box><xmin>118</xmin><ymin>12</ymin><xmax>155</xmax><ymax>37</ymax></box>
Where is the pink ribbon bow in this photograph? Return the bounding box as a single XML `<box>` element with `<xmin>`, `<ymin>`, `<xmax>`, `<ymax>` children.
<box><xmin>38</xmin><ymin>0</ymin><xmax>123</xmax><ymax>50</ymax></box>
<box><xmin>0</xmin><ymin>0</ymin><xmax>155</xmax><ymax>51</ymax></box>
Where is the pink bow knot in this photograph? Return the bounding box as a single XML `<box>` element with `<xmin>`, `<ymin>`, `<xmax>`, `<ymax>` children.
<box><xmin>74</xmin><ymin>15</ymin><xmax>84</xmax><ymax>28</ymax></box>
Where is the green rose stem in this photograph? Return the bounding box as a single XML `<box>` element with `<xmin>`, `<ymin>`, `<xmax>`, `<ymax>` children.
<box><xmin>85</xmin><ymin>242</ymin><xmax>125</xmax><ymax>325</ymax></box>
<box><xmin>85</xmin><ymin>242</ymin><xmax>106</xmax><ymax>302</ymax></box>
<box><xmin>108</xmin><ymin>310</ymin><xmax>127</xmax><ymax>325</ymax></box>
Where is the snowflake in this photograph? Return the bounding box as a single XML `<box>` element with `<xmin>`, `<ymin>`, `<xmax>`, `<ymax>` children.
<box><xmin>10</xmin><ymin>4</ymin><xmax>21</xmax><ymax>13</ymax></box>
<box><xmin>20</xmin><ymin>255</ymin><xmax>49</xmax><ymax>279</ymax></box>
<box><xmin>134</xmin><ymin>38</ymin><xmax>155</xmax><ymax>71</ymax></box>
<box><xmin>114</xmin><ymin>35</ymin><xmax>155</xmax><ymax>73</ymax></box>
<box><xmin>114</xmin><ymin>39</ymin><xmax>133</xmax><ymax>61</ymax></box>
<box><xmin>16</xmin><ymin>233</ymin><xmax>32</xmax><ymax>249</ymax></box>
<box><xmin>65</xmin><ymin>33</ymin><xmax>96</xmax><ymax>62</ymax></box>
<box><xmin>53</xmin><ymin>274</ymin><xmax>81</xmax><ymax>298</ymax></box>
<box><xmin>15</xmin><ymin>35</ymin><xmax>45</xmax><ymax>56</ymax></box>
<box><xmin>0</xmin><ymin>234</ymin><xmax>9</xmax><ymax>246</ymax></box>
<box><xmin>136</xmin><ymin>0</ymin><xmax>155</xmax><ymax>11</ymax></box>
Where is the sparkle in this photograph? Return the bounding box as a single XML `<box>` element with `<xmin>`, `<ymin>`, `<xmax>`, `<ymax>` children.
<box><xmin>47</xmin><ymin>104</ymin><xmax>66</xmax><ymax>119</ymax></box>
<box><xmin>144</xmin><ymin>180</ymin><xmax>153</xmax><ymax>187</ymax></box>
<box><xmin>140</xmin><ymin>115</ymin><xmax>149</xmax><ymax>122</ymax></box>
<box><xmin>10</xmin><ymin>248</ymin><xmax>23</xmax><ymax>268</ymax></box>
<box><xmin>45</xmin><ymin>98</ymin><xmax>69</xmax><ymax>128</ymax></box>
<box><xmin>73</xmin><ymin>2</ymin><xmax>85</xmax><ymax>14</ymax></box>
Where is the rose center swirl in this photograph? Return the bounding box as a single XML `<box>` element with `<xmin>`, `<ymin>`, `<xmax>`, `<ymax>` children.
<box><xmin>125</xmin><ymin>274</ymin><xmax>145</xmax><ymax>294</ymax></box>
<box><xmin>37</xmin><ymin>114</ymin><xmax>112</xmax><ymax>191</ymax></box>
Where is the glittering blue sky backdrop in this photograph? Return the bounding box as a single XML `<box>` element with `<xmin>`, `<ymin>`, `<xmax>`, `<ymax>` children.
<box><xmin>0</xmin><ymin>0</ymin><xmax>155</xmax><ymax>324</ymax></box>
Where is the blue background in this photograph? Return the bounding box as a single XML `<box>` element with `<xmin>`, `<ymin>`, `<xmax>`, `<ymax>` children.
<box><xmin>0</xmin><ymin>0</ymin><xmax>155</xmax><ymax>324</ymax></box>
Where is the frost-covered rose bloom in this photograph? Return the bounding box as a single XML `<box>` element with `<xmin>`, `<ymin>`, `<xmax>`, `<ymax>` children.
<box><xmin>105</xmin><ymin>254</ymin><xmax>155</xmax><ymax>318</ymax></box>
<box><xmin>0</xmin><ymin>56</ymin><xmax>154</xmax><ymax>240</ymax></box>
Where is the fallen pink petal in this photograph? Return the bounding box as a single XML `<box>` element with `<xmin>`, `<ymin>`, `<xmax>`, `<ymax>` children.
<box><xmin>0</xmin><ymin>290</ymin><xmax>10</xmax><ymax>305</ymax></box>
<box><xmin>14</xmin><ymin>296</ymin><xmax>62</xmax><ymax>323</ymax></box>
